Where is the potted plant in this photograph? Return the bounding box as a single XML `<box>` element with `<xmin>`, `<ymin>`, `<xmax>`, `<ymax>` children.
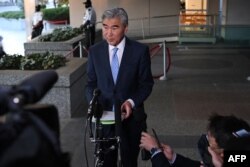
<box><xmin>0</xmin><ymin>52</ymin><xmax>67</xmax><ymax>70</ymax></box>
<box><xmin>38</xmin><ymin>26</ymin><xmax>83</xmax><ymax>42</ymax></box>
<box><xmin>42</xmin><ymin>7</ymin><xmax>69</xmax><ymax>24</ymax></box>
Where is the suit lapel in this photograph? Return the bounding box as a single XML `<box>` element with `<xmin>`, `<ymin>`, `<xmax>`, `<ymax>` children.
<box><xmin>116</xmin><ymin>38</ymin><xmax>132</xmax><ymax>85</ymax></box>
<box><xmin>101</xmin><ymin>41</ymin><xmax>115</xmax><ymax>84</ymax></box>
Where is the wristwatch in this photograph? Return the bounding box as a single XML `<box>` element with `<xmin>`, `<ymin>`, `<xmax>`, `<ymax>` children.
<box><xmin>150</xmin><ymin>147</ymin><xmax>159</xmax><ymax>155</ymax></box>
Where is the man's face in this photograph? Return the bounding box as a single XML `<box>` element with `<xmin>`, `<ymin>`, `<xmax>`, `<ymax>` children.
<box><xmin>207</xmin><ymin>131</ymin><xmax>224</xmax><ymax>158</ymax></box>
<box><xmin>102</xmin><ymin>17</ymin><xmax>128</xmax><ymax>46</ymax></box>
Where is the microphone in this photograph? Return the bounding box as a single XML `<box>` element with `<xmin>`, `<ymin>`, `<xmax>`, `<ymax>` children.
<box><xmin>11</xmin><ymin>70</ymin><xmax>58</xmax><ymax>106</ymax></box>
<box><xmin>87</xmin><ymin>88</ymin><xmax>101</xmax><ymax>118</ymax></box>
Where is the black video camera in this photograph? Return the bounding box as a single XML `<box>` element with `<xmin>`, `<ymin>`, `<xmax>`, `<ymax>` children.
<box><xmin>0</xmin><ymin>71</ymin><xmax>70</xmax><ymax>167</ymax></box>
<box><xmin>197</xmin><ymin>134</ymin><xmax>214</xmax><ymax>167</ymax></box>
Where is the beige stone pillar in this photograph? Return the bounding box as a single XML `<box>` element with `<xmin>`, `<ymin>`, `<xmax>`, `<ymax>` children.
<box><xmin>24</xmin><ymin>0</ymin><xmax>36</xmax><ymax>40</ymax></box>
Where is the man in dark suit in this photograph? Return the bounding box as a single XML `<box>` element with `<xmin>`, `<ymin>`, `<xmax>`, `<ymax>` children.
<box><xmin>85</xmin><ymin>7</ymin><xmax>154</xmax><ymax>167</ymax></box>
<box><xmin>140</xmin><ymin>114</ymin><xmax>250</xmax><ymax>167</ymax></box>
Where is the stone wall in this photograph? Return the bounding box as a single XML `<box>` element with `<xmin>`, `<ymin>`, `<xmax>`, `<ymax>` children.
<box><xmin>24</xmin><ymin>34</ymin><xmax>86</xmax><ymax>57</ymax></box>
<box><xmin>0</xmin><ymin>58</ymin><xmax>88</xmax><ymax>119</ymax></box>
<box><xmin>24</xmin><ymin>30</ymin><xmax>103</xmax><ymax>57</ymax></box>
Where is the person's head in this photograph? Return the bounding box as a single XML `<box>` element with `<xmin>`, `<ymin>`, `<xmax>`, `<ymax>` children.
<box><xmin>207</xmin><ymin>114</ymin><xmax>250</xmax><ymax>154</ymax></box>
<box><xmin>84</xmin><ymin>1</ymin><xmax>92</xmax><ymax>8</ymax></box>
<box><xmin>225</xmin><ymin>135</ymin><xmax>250</xmax><ymax>151</ymax></box>
<box><xmin>199</xmin><ymin>114</ymin><xmax>250</xmax><ymax>167</ymax></box>
<box><xmin>102</xmin><ymin>7</ymin><xmax>128</xmax><ymax>46</ymax></box>
<box><xmin>35</xmin><ymin>5</ymin><xmax>41</xmax><ymax>12</ymax></box>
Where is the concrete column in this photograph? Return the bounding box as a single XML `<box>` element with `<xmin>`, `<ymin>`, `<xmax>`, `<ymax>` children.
<box><xmin>24</xmin><ymin>0</ymin><xmax>36</xmax><ymax>40</ymax></box>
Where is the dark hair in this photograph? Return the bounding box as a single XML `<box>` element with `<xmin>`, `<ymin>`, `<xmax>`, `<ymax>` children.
<box><xmin>35</xmin><ymin>5</ymin><xmax>41</xmax><ymax>12</ymax></box>
<box><xmin>102</xmin><ymin>7</ymin><xmax>128</xmax><ymax>27</ymax></box>
<box><xmin>207</xmin><ymin>114</ymin><xmax>250</xmax><ymax>148</ymax></box>
<box><xmin>83</xmin><ymin>0</ymin><xmax>91</xmax><ymax>4</ymax></box>
<box><xmin>225</xmin><ymin>136</ymin><xmax>250</xmax><ymax>151</ymax></box>
<box><xmin>84</xmin><ymin>1</ymin><xmax>92</xmax><ymax>8</ymax></box>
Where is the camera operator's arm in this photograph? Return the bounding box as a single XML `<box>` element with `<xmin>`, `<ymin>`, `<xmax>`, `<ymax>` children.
<box><xmin>140</xmin><ymin>132</ymin><xmax>175</xmax><ymax>167</ymax></box>
<box><xmin>140</xmin><ymin>132</ymin><xmax>202</xmax><ymax>167</ymax></box>
<box><xmin>140</xmin><ymin>132</ymin><xmax>175</xmax><ymax>159</ymax></box>
<box><xmin>161</xmin><ymin>144</ymin><xmax>176</xmax><ymax>162</ymax></box>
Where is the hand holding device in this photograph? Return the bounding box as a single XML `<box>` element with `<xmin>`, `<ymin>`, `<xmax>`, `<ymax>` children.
<box><xmin>152</xmin><ymin>128</ymin><xmax>163</xmax><ymax>151</ymax></box>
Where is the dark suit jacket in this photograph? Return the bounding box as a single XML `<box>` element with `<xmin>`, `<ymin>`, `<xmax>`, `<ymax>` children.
<box><xmin>85</xmin><ymin>37</ymin><xmax>154</xmax><ymax>122</ymax></box>
<box><xmin>151</xmin><ymin>152</ymin><xmax>201</xmax><ymax>167</ymax></box>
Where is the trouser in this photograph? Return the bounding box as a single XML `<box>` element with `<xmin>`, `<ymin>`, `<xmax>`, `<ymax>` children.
<box><xmin>31</xmin><ymin>26</ymin><xmax>43</xmax><ymax>39</ymax></box>
<box><xmin>85</xmin><ymin>25</ymin><xmax>95</xmax><ymax>49</ymax></box>
<box><xmin>89</xmin><ymin>25</ymin><xmax>95</xmax><ymax>45</ymax></box>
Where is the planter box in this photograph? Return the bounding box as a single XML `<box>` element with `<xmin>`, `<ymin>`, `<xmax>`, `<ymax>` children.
<box><xmin>24</xmin><ymin>29</ymin><xmax>103</xmax><ymax>57</ymax></box>
<box><xmin>43</xmin><ymin>20</ymin><xmax>69</xmax><ymax>34</ymax></box>
<box><xmin>47</xmin><ymin>20</ymin><xmax>69</xmax><ymax>25</ymax></box>
<box><xmin>24</xmin><ymin>34</ymin><xmax>86</xmax><ymax>57</ymax></box>
<box><xmin>0</xmin><ymin>58</ymin><xmax>88</xmax><ymax>119</ymax></box>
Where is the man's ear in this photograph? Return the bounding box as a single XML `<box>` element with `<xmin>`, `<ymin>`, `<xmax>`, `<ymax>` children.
<box><xmin>125</xmin><ymin>26</ymin><xmax>128</xmax><ymax>33</ymax></box>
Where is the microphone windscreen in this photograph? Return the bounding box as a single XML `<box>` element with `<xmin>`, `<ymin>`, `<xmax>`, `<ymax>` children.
<box><xmin>18</xmin><ymin>70</ymin><xmax>58</xmax><ymax>104</ymax></box>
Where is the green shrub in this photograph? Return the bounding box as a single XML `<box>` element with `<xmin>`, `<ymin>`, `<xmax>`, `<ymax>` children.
<box><xmin>0</xmin><ymin>11</ymin><xmax>24</xmax><ymax>19</ymax></box>
<box><xmin>57</xmin><ymin>0</ymin><xmax>69</xmax><ymax>6</ymax></box>
<box><xmin>0</xmin><ymin>54</ymin><xmax>23</xmax><ymax>69</ymax></box>
<box><xmin>38</xmin><ymin>26</ymin><xmax>83</xmax><ymax>42</ymax></box>
<box><xmin>42</xmin><ymin>7</ymin><xmax>69</xmax><ymax>22</ymax></box>
<box><xmin>0</xmin><ymin>52</ymin><xmax>67</xmax><ymax>70</ymax></box>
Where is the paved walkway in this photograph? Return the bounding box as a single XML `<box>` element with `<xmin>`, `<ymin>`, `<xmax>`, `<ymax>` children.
<box><xmin>60</xmin><ymin>42</ymin><xmax>250</xmax><ymax>167</ymax></box>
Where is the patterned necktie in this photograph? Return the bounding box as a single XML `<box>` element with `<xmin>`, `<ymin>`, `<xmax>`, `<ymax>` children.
<box><xmin>111</xmin><ymin>47</ymin><xmax>119</xmax><ymax>83</ymax></box>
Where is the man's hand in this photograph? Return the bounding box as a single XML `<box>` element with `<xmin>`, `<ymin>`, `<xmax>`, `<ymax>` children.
<box><xmin>140</xmin><ymin>132</ymin><xmax>176</xmax><ymax>162</ymax></box>
<box><xmin>207</xmin><ymin>146</ymin><xmax>223</xmax><ymax>167</ymax></box>
<box><xmin>121</xmin><ymin>100</ymin><xmax>132</xmax><ymax>120</ymax></box>
<box><xmin>140</xmin><ymin>132</ymin><xmax>158</xmax><ymax>151</ymax></box>
<box><xmin>161</xmin><ymin>144</ymin><xmax>175</xmax><ymax>162</ymax></box>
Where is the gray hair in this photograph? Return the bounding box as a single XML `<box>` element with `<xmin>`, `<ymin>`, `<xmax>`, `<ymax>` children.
<box><xmin>102</xmin><ymin>7</ymin><xmax>128</xmax><ymax>26</ymax></box>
